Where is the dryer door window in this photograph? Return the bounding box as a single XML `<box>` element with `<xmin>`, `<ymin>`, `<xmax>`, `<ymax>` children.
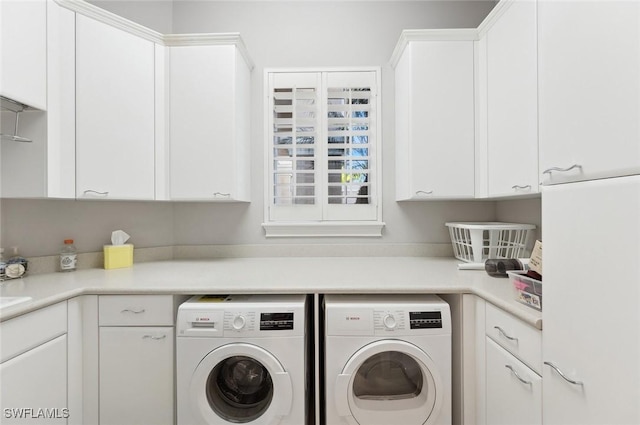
<box><xmin>336</xmin><ymin>340</ymin><xmax>443</xmax><ymax>425</ymax></box>
<box><xmin>352</xmin><ymin>351</ymin><xmax>423</xmax><ymax>400</ymax></box>
<box><xmin>206</xmin><ymin>355</ymin><xmax>274</xmax><ymax>423</ymax></box>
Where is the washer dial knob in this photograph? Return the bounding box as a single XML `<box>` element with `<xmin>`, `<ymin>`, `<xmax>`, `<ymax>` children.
<box><xmin>232</xmin><ymin>314</ymin><xmax>246</xmax><ymax>330</ymax></box>
<box><xmin>383</xmin><ymin>313</ymin><xmax>397</xmax><ymax>330</ymax></box>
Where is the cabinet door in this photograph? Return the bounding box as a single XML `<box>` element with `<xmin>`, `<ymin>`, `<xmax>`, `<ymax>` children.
<box><xmin>486</xmin><ymin>0</ymin><xmax>538</xmax><ymax>197</ymax></box>
<box><xmin>0</xmin><ymin>0</ymin><xmax>47</xmax><ymax>109</ymax></box>
<box><xmin>76</xmin><ymin>15</ymin><xmax>155</xmax><ymax>200</ymax></box>
<box><xmin>486</xmin><ymin>338</ymin><xmax>541</xmax><ymax>425</ymax></box>
<box><xmin>0</xmin><ymin>0</ymin><xmax>75</xmax><ymax>199</ymax></box>
<box><xmin>538</xmin><ymin>1</ymin><xmax>640</xmax><ymax>184</ymax></box>
<box><xmin>396</xmin><ymin>41</ymin><xmax>475</xmax><ymax>200</ymax></box>
<box><xmin>542</xmin><ymin>176</ymin><xmax>640</xmax><ymax>424</ymax></box>
<box><xmin>0</xmin><ymin>335</ymin><xmax>68</xmax><ymax>424</ymax></box>
<box><xmin>99</xmin><ymin>327</ymin><xmax>174</xmax><ymax>425</ymax></box>
<box><xmin>169</xmin><ymin>45</ymin><xmax>250</xmax><ymax>201</ymax></box>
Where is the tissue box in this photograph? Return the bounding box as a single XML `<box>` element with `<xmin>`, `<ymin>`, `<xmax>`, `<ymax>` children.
<box><xmin>103</xmin><ymin>244</ymin><xmax>133</xmax><ymax>269</ymax></box>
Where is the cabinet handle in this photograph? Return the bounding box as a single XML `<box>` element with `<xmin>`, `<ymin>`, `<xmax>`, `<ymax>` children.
<box><xmin>542</xmin><ymin>164</ymin><xmax>582</xmax><ymax>175</ymax></box>
<box><xmin>213</xmin><ymin>192</ymin><xmax>231</xmax><ymax>198</ymax></box>
<box><xmin>544</xmin><ymin>361</ymin><xmax>584</xmax><ymax>386</ymax></box>
<box><xmin>494</xmin><ymin>326</ymin><xmax>519</xmax><ymax>343</ymax></box>
<box><xmin>415</xmin><ymin>190</ymin><xmax>434</xmax><ymax>196</ymax></box>
<box><xmin>505</xmin><ymin>365</ymin><xmax>532</xmax><ymax>385</ymax></box>
<box><xmin>83</xmin><ymin>189</ymin><xmax>109</xmax><ymax>196</ymax></box>
<box><xmin>121</xmin><ymin>308</ymin><xmax>146</xmax><ymax>314</ymax></box>
<box><xmin>511</xmin><ymin>184</ymin><xmax>532</xmax><ymax>190</ymax></box>
<box><xmin>142</xmin><ymin>334</ymin><xmax>167</xmax><ymax>340</ymax></box>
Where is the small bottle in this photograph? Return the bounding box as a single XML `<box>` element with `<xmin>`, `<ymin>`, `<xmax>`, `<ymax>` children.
<box><xmin>60</xmin><ymin>239</ymin><xmax>77</xmax><ymax>272</ymax></box>
<box><xmin>0</xmin><ymin>248</ymin><xmax>6</xmax><ymax>280</ymax></box>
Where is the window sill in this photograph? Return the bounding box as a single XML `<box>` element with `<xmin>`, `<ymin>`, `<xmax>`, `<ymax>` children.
<box><xmin>262</xmin><ymin>221</ymin><xmax>385</xmax><ymax>238</ymax></box>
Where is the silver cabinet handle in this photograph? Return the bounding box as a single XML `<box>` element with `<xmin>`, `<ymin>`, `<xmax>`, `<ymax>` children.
<box><xmin>142</xmin><ymin>334</ymin><xmax>167</xmax><ymax>340</ymax></box>
<box><xmin>83</xmin><ymin>189</ymin><xmax>109</xmax><ymax>196</ymax></box>
<box><xmin>512</xmin><ymin>184</ymin><xmax>532</xmax><ymax>190</ymax></box>
<box><xmin>213</xmin><ymin>192</ymin><xmax>231</xmax><ymax>197</ymax></box>
<box><xmin>416</xmin><ymin>190</ymin><xmax>434</xmax><ymax>196</ymax></box>
<box><xmin>544</xmin><ymin>361</ymin><xmax>584</xmax><ymax>386</ymax></box>
<box><xmin>121</xmin><ymin>308</ymin><xmax>146</xmax><ymax>314</ymax></box>
<box><xmin>542</xmin><ymin>164</ymin><xmax>582</xmax><ymax>175</ymax></box>
<box><xmin>505</xmin><ymin>365</ymin><xmax>532</xmax><ymax>385</ymax></box>
<box><xmin>494</xmin><ymin>326</ymin><xmax>519</xmax><ymax>343</ymax></box>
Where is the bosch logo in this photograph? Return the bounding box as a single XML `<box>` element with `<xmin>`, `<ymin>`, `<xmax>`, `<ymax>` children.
<box><xmin>345</xmin><ymin>316</ymin><xmax>360</xmax><ymax>321</ymax></box>
<box><xmin>196</xmin><ymin>317</ymin><xmax>210</xmax><ymax>321</ymax></box>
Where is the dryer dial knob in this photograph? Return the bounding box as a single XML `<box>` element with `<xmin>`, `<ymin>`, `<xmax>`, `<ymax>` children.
<box><xmin>232</xmin><ymin>315</ymin><xmax>246</xmax><ymax>330</ymax></box>
<box><xmin>383</xmin><ymin>314</ymin><xmax>397</xmax><ymax>330</ymax></box>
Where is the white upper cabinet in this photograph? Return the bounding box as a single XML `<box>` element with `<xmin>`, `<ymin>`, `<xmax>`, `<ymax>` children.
<box><xmin>75</xmin><ymin>14</ymin><xmax>156</xmax><ymax>200</ymax></box>
<box><xmin>0</xmin><ymin>0</ymin><xmax>47</xmax><ymax>110</ymax></box>
<box><xmin>392</xmin><ymin>32</ymin><xmax>476</xmax><ymax>200</ymax></box>
<box><xmin>538</xmin><ymin>0</ymin><xmax>640</xmax><ymax>185</ymax></box>
<box><xmin>484</xmin><ymin>0</ymin><xmax>538</xmax><ymax>197</ymax></box>
<box><xmin>168</xmin><ymin>42</ymin><xmax>252</xmax><ymax>201</ymax></box>
<box><xmin>1</xmin><ymin>0</ymin><xmax>76</xmax><ymax>199</ymax></box>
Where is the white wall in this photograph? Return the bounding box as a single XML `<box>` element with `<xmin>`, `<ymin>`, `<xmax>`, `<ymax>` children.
<box><xmin>88</xmin><ymin>0</ymin><xmax>173</xmax><ymax>33</ymax></box>
<box><xmin>0</xmin><ymin>0</ymin><xmax>519</xmax><ymax>258</ymax></box>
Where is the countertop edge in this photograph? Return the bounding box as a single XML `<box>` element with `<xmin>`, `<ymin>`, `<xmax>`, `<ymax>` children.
<box><xmin>0</xmin><ymin>285</ymin><xmax>542</xmax><ymax>329</ymax></box>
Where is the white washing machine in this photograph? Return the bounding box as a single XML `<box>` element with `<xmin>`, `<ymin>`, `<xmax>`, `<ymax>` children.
<box><xmin>324</xmin><ymin>294</ymin><xmax>451</xmax><ymax>425</ymax></box>
<box><xmin>177</xmin><ymin>295</ymin><xmax>308</xmax><ymax>425</ymax></box>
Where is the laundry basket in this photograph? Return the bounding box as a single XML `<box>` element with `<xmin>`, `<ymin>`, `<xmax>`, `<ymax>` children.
<box><xmin>445</xmin><ymin>222</ymin><xmax>536</xmax><ymax>264</ymax></box>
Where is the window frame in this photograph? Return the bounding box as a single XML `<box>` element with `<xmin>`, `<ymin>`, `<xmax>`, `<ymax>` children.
<box><xmin>262</xmin><ymin>67</ymin><xmax>384</xmax><ymax>238</ymax></box>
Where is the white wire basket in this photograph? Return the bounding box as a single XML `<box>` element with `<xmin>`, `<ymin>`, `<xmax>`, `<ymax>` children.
<box><xmin>445</xmin><ymin>222</ymin><xmax>536</xmax><ymax>264</ymax></box>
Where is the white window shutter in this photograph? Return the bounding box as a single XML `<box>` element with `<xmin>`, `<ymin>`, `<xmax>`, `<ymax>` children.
<box><xmin>266</xmin><ymin>69</ymin><xmax>381</xmax><ymax>225</ymax></box>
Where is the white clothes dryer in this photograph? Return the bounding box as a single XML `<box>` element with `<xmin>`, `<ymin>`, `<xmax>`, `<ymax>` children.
<box><xmin>324</xmin><ymin>294</ymin><xmax>451</xmax><ymax>425</ymax></box>
<box><xmin>177</xmin><ymin>295</ymin><xmax>308</xmax><ymax>425</ymax></box>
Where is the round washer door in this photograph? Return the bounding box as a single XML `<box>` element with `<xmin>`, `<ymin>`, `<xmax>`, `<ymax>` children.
<box><xmin>335</xmin><ymin>340</ymin><xmax>444</xmax><ymax>425</ymax></box>
<box><xmin>190</xmin><ymin>343</ymin><xmax>293</xmax><ymax>425</ymax></box>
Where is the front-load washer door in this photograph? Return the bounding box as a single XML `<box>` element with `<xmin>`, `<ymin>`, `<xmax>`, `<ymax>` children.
<box><xmin>190</xmin><ymin>343</ymin><xmax>293</xmax><ymax>425</ymax></box>
<box><xmin>334</xmin><ymin>340</ymin><xmax>443</xmax><ymax>425</ymax></box>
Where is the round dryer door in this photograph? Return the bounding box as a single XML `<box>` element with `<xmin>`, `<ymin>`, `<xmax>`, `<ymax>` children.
<box><xmin>335</xmin><ymin>340</ymin><xmax>444</xmax><ymax>425</ymax></box>
<box><xmin>190</xmin><ymin>343</ymin><xmax>293</xmax><ymax>425</ymax></box>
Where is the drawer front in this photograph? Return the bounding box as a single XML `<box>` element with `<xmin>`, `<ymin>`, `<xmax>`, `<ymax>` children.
<box><xmin>485</xmin><ymin>302</ymin><xmax>542</xmax><ymax>374</ymax></box>
<box><xmin>486</xmin><ymin>338</ymin><xmax>542</xmax><ymax>425</ymax></box>
<box><xmin>99</xmin><ymin>295</ymin><xmax>174</xmax><ymax>326</ymax></box>
<box><xmin>0</xmin><ymin>302</ymin><xmax>67</xmax><ymax>363</ymax></box>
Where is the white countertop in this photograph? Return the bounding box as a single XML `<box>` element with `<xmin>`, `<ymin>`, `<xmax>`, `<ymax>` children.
<box><xmin>0</xmin><ymin>257</ymin><xmax>542</xmax><ymax>328</ymax></box>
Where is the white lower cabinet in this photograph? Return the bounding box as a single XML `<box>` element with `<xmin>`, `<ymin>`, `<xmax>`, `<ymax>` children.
<box><xmin>0</xmin><ymin>302</ymin><xmax>68</xmax><ymax>424</ymax></box>
<box><xmin>486</xmin><ymin>338</ymin><xmax>541</xmax><ymax>425</ymax></box>
<box><xmin>463</xmin><ymin>296</ymin><xmax>542</xmax><ymax>425</ymax></box>
<box><xmin>0</xmin><ymin>335</ymin><xmax>68</xmax><ymax>424</ymax></box>
<box><xmin>542</xmin><ymin>176</ymin><xmax>640</xmax><ymax>424</ymax></box>
<box><xmin>98</xmin><ymin>295</ymin><xmax>175</xmax><ymax>425</ymax></box>
<box><xmin>99</xmin><ymin>327</ymin><xmax>174</xmax><ymax>425</ymax></box>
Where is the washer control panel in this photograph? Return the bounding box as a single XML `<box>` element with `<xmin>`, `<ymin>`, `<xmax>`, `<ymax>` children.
<box><xmin>260</xmin><ymin>312</ymin><xmax>295</xmax><ymax>331</ymax></box>
<box><xmin>409</xmin><ymin>311</ymin><xmax>443</xmax><ymax>329</ymax></box>
<box><xmin>374</xmin><ymin>310</ymin><xmax>406</xmax><ymax>331</ymax></box>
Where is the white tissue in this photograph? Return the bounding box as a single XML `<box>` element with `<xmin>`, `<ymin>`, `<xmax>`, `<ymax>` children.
<box><xmin>111</xmin><ymin>230</ymin><xmax>130</xmax><ymax>245</ymax></box>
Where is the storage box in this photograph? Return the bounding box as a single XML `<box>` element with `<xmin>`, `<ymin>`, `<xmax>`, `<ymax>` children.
<box><xmin>445</xmin><ymin>222</ymin><xmax>536</xmax><ymax>264</ymax></box>
<box><xmin>507</xmin><ymin>270</ymin><xmax>542</xmax><ymax>310</ymax></box>
<box><xmin>103</xmin><ymin>244</ymin><xmax>133</xmax><ymax>269</ymax></box>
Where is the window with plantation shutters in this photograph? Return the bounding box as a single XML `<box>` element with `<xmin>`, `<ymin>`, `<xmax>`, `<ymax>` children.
<box><xmin>264</xmin><ymin>69</ymin><xmax>383</xmax><ymax>237</ymax></box>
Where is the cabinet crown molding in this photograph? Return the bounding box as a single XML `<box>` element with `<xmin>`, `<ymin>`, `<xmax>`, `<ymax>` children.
<box><xmin>389</xmin><ymin>29</ymin><xmax>479</xmax><ymax>68</ymax></box>
<box><xmin>54</xmin><ymin>0</ymin><xmax>253</xmax><ymax>66</ymax></box>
